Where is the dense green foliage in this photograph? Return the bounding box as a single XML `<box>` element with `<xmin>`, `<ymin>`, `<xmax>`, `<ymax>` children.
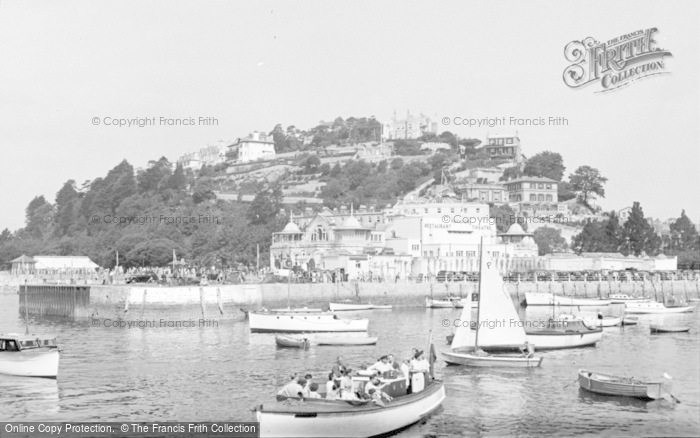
<box><xmin>533</xmin><ymin>226</ymin><xmax>568</xmax><ymax>255</ymax></box>
<box><xmin>0</xmin><ymin>159</ymin><xmax>286</xmax><ymax>269</ymax></box>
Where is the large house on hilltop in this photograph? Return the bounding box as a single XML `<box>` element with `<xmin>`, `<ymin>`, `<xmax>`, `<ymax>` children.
<box><xmin>227</xmin><ymin>132</ymin><xmax>276</xmax><ymax>163</ymax></box>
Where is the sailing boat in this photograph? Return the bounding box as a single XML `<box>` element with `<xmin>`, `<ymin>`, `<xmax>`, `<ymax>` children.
<box><xmin>442</xmin><ymin>238</ymin><xmax>543</xmax><ymax>367</ymax></box>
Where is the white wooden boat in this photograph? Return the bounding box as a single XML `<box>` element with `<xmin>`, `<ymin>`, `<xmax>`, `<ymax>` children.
<box><xmin>608</xmin><ymin>294</ymin><xmax>650</xmax><ymax>304</ymax></box>
<box><xmin>578</xmin><ymin>369</ymin><xmax>662</xmax><ymax>400</ymax></box>
<box><xmin>329</xmin><ymin>302</ymin><xmax>392</xmax><ymax>311</ymax></box>
<box><xmin>442</xmin><ymin>240</ymin><xmax>543</xmax><ymax>367</ymax></box>
<box><xmin>525</xmin><ymin>320</ymin><xmax>603</xmax><ymax>349</ymax></box>
<box><xmin>254</xmin><ymin>378</ymin><xmax>445</xmax><ymax>437</ymax></box>
<box><xmin>0</xmin><ymin>333</ymin><xmax>60</xmax><ymax>378</ymax></box>
<box><xmin>525</xmin><ymin>292</ymin><xmax>611</xmax><ymax>307</ymax></box>
<box><xmin>275</xmin><ymin>335</ymin><xmax>310</xmax><ymax>349</ymax></box>
<box><xmin>688</xmin><ymin>298</ymin><xmax>700</xmax><ymax>303</ymax></box>
<box><xmin>249</xmin><ymin>312</ymin><xmax>369</xmax><ymax>333</ymax></box>
<box><xmin>316</xmin><ymin>336</ymin><xmax>378</xmax><ymax>346</ymax></box>
<box><xmin>650</xmin><ymin>325</ymin><xmax>690</xmax><ymax>333</ymax></box>
<box><xmin>453</xmin><ymin>293</ymin><xmax>479</xmax><ymax>309</ymax></box>
<box><xmin>425</xmin><ymin>298</ymin><xmax>454</xmax><ymax>308</ymax></box>
<box><xmin>624</xmin><ymin>302</ymin><xmax>694</xmax><ymax>314</ymax></box>
<box><xmin>621</xmin><ymin>317</ymin><xmax>639</xmax><ymax>325</ymax></box>
<box><xmin>443</xmin><ymin>349</ymin><xmax>542</xmax><ymax>367</ymax></box>
<box><xmin>557</xmin><ymin>313</ymin><xmax>621</xmax><ymax>328</ymax></box>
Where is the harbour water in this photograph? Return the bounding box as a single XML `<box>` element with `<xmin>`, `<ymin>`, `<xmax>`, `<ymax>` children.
<box><xmin>1</xmin><ymin>293</ymin><xmax>699</xmax><ymax>437</ymax></box>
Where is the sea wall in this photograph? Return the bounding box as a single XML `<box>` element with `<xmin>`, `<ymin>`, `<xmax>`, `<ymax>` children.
<box><xmin>17</xmin><ymin>280</ymin><xmax>700</xmax><ymax>320</ymax></box>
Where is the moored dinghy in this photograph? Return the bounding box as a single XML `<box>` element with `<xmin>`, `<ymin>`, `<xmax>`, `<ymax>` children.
<box><xmin>650</xmin><ymin>324</ymin><xmax>690</xmax><ymax>333</ymax></box>
<box><xmin>0</xmin><ymin>333</ymin><xmax>60</xmax><ymax>378</ymax></box>
<box><xmin>425</xmin><ymin>298</ymin><xmax>454</xmax><ymax>308</ymax></box>
<box><xmin>442</xmin><ymin>239</ymin><xmax>543</xmax><ymax>367</ymax></box>
<box><xmin>621</xmin><ymin>316</ymin><xmax>639</xmax><ymax>326</ymax></box>
<box><xmin>249</xmin><ymin>311</ymin><xmax>369</xmax><ymax>333</ymax></box>
<box><xmin>577</xmin><ymin>369</ymin><xmax>663</xmax><ymax>400</ymax></box>
<box><xmin>275</xmin><ymin>335</ymin><xmax>310</xmax><ymax>349</ymax></box>
<box><xmin>316</xmin><ymin>336</ymin><xmax>378</xmax><ymax>346</ymax></box>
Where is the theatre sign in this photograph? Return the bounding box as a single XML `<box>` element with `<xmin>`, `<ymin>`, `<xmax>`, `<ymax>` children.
<box><xmin>563</xmin><ymin>27</ymin><xmax>672</xmax><ymax>93</ymax></box>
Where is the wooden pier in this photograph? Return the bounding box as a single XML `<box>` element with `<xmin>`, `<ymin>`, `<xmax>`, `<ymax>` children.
<box><xmin>19</xmin><ymin>284</ymin><xmax>91</xmax><ymax>318</ymax></box>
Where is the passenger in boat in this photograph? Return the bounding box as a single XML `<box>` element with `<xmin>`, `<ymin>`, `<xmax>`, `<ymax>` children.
<box><xmin>410</xmin><ymin>351</ymin><xmax>430</xmax><ymax>372</ymax></box>
<box><xmin>364</xmin><ymin>376</ymin><xmax>385</xmax><ymax>395</ymax></box>
<box><xmin>519</xmin><ymin>342</ymin><xmax>535</xmax><ymax>358</ymax></box>
<box><xmin>326</xmin><ymin>372</ymin><xmax>335</xmax><ymax>394</ymax></box>
<box><xmin>367</xmin><ymin>356</ymin><xmax>393</xmax><ymax>374</ymax></box>
<box><xmin>367</xmin><ymin>389</ymin><xmax>386</xmax><ymax>407</ymax></box>
<box><xmin>307</xmin><ymin>383</ymin><xmax>322</xmax><ymax>399</ymax></box>
<box><xmin>301</xmin><ymin>374</ymin><xmax>314</xmax><ymax>397</ymax></box>
<box><xmin>325</xmin><ymin>384</ymin><xmax>340</xmax><ymax>400</ymax></box>
<box><xmin>400</xmin><ymin>358</ymin><xmax>410</xmax><ymax>384</ymax></box>
<box><xmin>340</xmin><ymin>369</ymin><xmax>354</xmax><ymax>393</ymax></box>
<box><xmin>277</xmin><ymin>377</ymin><xmax>305</xmax><ymax>399</ymax></box>
<box><xmin>332</xmin><ymin>356</ymin><xmax>348</xmax><ymax>382</ymax></box>
<box><xmin>339</xmin><ymin>387</ymin><xmax>358</xmax><ymax>400</ymax></box>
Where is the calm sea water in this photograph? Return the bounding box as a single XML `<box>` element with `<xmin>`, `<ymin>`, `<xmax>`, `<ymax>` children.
<box><xmin>1</xmin><ymin>292</ymin><xmax>699</xmax><ymax>437</ymax></box>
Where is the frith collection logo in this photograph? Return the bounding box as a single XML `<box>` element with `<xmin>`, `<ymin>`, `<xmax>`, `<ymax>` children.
<box><xmin>563</xmin><ymin>28</ymin><xmax>672</xmax><ymax>93</ymax></box>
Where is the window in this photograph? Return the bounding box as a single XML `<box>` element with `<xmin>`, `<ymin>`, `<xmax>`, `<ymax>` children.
<box><xmin>429</xmin><ymin>251</ymin><xmax>434</xmax><ymax>257</ymax></box>
<box><xmin>412</xmin><ymin>245</ymin><xmax>419</xmax><ymax>251</ymax></box>
<box><xmin>546</xmin><ymin>184</ymin><xmax>552</xmax><ymax>190</ymax></box>
<box><xmin>424</xmin><ymin>208</ymin><xmax>429</xmax><ymax>213</ymax></box>
<box><xmin>538</xmin><ymin>194</ymin><xmax>544</xmax><ymax>201</ymax></box>
<box><xmin>456</xmin><ymin>251</ymin><xmax>464</xmax><ymax>257</ymax></box>
<box><xmin>450</xmin><ymin>208</ymin><xmax>454</xmax><ymax>213</ymax></box>
<box><xmin>466</xmin><ymin>251</ymin><xmax>476</xmax><ymax>257</ymax></box>
<box><xmin>546</xmin><ymin>194</ymin><xmax>553</xmax><ymax>202</ymax></box>
<box><xmin>497</xmin><ymin>139</ymin><xmax>504</xmax><ymax>145</ymax></box>
<box><xmin>437</xmin><ymin>208</ymin><xmax>441</xmax><ymax>213</ymax></box>
<box><xmin>538</xmin><ymin>184</ymin><xmax>544</xmax><ymax>189</ymax></box>
<box><xmin>530</xmin><ymin>194</ymin><xmax>537</xmax><ymax>201</ymax></box>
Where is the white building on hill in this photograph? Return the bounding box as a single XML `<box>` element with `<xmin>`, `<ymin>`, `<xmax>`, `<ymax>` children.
<box><xmin>227</xmin><ymin>131</ymin><xmax>276</xmax><ymax>163</ymax></box>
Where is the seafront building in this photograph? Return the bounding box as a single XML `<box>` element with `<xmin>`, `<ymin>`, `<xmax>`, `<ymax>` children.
<box><xmin>227</xmin><ymin>131</ymin><xmax>276</xmax><ymax>163</ymax></box>
<box><xmin>270</xmin><ymin>198</ymin><xmax>540</xmax><ymax>280</ymax></box>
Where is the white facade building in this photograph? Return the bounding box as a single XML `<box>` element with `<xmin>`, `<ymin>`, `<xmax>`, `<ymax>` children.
<box><xmin>228</xmin><ymin>131</ymin><xmax>276</xmax><ymax>163</ymax></box>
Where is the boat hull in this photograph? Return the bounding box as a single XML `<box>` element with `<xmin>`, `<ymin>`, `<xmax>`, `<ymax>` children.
<box><xmin>650</xmin><ymin>325</ymin><xmax>690</xmax><ymax>333</ymax></box>
<box><xmin>608</xmin><ymin>294</ymin><xmax>650</xmax><ymax>304</ymax></box>
<box><xmin>425</xmin><ymin>298</ymin><xmax>453</xmax><ymax>308</ymax></box>
<box><xmin>525</xmin><ymin>330</ymin><xmax>603</xmax><ymax>350</ymax></box>
<box><xmin>254</xmin><ymin>381</ymin><xmax>445</xmax><ymax>438</ymax></box>
<box><xmin>329</xmin><ymin>303</ymin><xmax>392</xmax><ymax>311</ymax></box>
<box><xmin>624</xmin><ymin>302</ymin><xmax>694</xmax><ymax>314</ymax></box>
<box><xmin>453</xmin><ymin>299</ymin><xmax>478</xmax><ymax>309</ymax></box>
<box><xmin>621</xmin><ymin>317</ymin><xmax>639</xmax><ymax>325</ymax></box>
<box><xmin>316</xmin><ymin>337</ymin><xmax>378</xmax><ymax>346</ymax></box>
<box><xmin>525</xmin><ymin>293</ymin><xmax>611</xmax><ymax>306</ymax></box>
<box><xmin>578</xmin><ymin>369</ymin><xmax>662</xmax><ymax>400</ymax></box>
<box><xmin>586</xmin><ymin>316</ymin><xmax>622</xmax><ymax>328</ymax></box>
<box><xmin>275</xmin><ymin>335</ymin><xmax>309</xmax><ymax>349</ymax></box>
<box><xmin>0</xmin><ymin>349</ymin><xmax>60</xmax><ymax>378</ymax></box>
<box><xmin>250</xmin><ymin>312</ymin><xmax>369</xmax><ymax>333</ymax></box>
<box><xmin>442</xmin><ymin>350</ymin><xmax>542</xmax><ymax>367</ymax></box>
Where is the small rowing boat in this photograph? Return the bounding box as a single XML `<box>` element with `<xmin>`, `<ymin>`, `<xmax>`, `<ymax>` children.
<box><xmin>650</xmin><ymin>325</ymin><xmax>690</xmax><ymax>333</ymax></box>
<box><xmin>425</xmin><ymin>298</ymin><xmax>454</xmax><ymax>308</ymax></box>
<box><xmin>275</xmin><ymin>335</ymin><xmax>310</xmax><ymax>349</ymax></box>
<box><xmin>316</xmin><ymin>336</ymin><xmax>379</xmax><ymax>346</ymax></box>
<box><xmin>621</xmin><ymin>316</ymin><xmax>639</xmax><ymax>326</ymax></box>
<box><xmin>578</xmin><ymin>369</ymin><xmax>663</xmax><ymax>400</ymax></box>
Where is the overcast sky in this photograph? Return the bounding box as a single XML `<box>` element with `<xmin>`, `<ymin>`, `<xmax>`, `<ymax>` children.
<box><xmin>0</xmin><ymin>0</ymin><xmax>698</xmax><ymax>231</ymax></box>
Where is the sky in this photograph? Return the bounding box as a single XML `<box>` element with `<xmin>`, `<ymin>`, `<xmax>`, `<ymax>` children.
<box><xmin>0</xmin><ymin>0</ymin><xmax>698</xmax><ymax>231</ymax></box>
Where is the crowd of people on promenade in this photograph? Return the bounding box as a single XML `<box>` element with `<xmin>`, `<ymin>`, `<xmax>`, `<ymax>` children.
<box><xmin>276</xmin><ymin>350</ymin><xmax>431</xmax><ymax>406</ymax></box>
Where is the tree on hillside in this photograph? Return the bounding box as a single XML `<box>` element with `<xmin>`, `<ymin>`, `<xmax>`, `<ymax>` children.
<box><xmin>137</xmin><ymin>157</ymin><xmax>172</xmax><ymax>193</ymax></box>
<box><xmin>571</xmin><ymin>219</ymin><xmax>607</xmax><ymax>253</ymax></box>
<box><xmin>168</xmin><ymin>164</ymin><xmax>187</xmax><ymax>191</ymax></box>
<box><xmin>569</xmin><ymin>165</ymin><xmax>607</xmax><ymax>213</ymax></box>
<box><xmin>533</xmin><ymin>226</ymin><xmax>568</xmax><ymax>255</ymax></box>
<box><xmin>247</xmin><ymin>187</ymin><xmax>283</xmax><ymax>225</ymax></box>
<box><xmin>557</xmin><ymin>180</ymin><xmax>577</xmax><ymax>202</ymax></box>
<box><xmin>489</xmin><ymin>204</ymin><xmax>519</xmax><ymax>233</ymax></box>
<box><xmin>523</xmin><ymin>151</ymin><xmax>565</xmax><ymax>181</ymax></box>
<box><xmin>303</xmin><ymin>155</ymin><xmax>321</xmax><ymax>174</ymax></box>
<box><xmin>500</xmin><ymin>166</ymin><xmax>523</xmax><ymax>182</ymax></box>
<box><xmin>621</xmin><ymin>202</ymin><xmax>661</xmax><ymax>256</ymax></box>
<box><xmin>393</xmin><ymin>139</ymin><xmax>423</xmax><ymax>156</ymax></box>
<box><xmin>270</xmin><ymin>124</ymin><xmax>287</xmax><ymax>153</ymax></box>
<box><xmin>54</xmin><ymin>180</ymin><xmax>80</xmax><ymax>237</ymax></box>
<box><xmin>602</xmin><ymin>210</ymin><xmax>623</xmax><ymax>252</ymax></box>
<box><xmin>669</xmin><ymin>209</ymin><xmax>699</xmax><ymax>253</ymax></box>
